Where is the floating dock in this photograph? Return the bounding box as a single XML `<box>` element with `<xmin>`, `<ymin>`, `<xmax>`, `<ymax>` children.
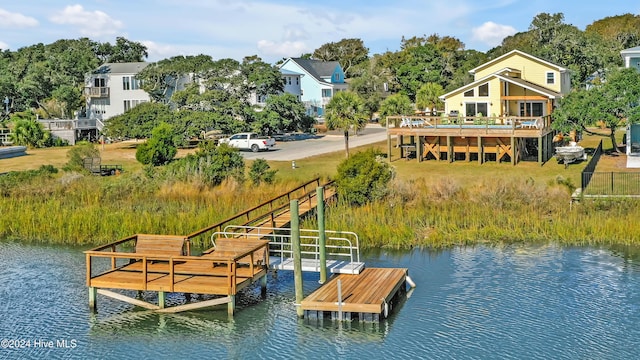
<box><xmin>301</xmin><ymin>268</ymin><xmax>410</xmax><ymax>322</ymax></box>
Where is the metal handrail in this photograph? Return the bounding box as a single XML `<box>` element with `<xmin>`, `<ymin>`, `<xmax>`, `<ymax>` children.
<box><xmin>212</xmin><ymin>225</ymin><xmax>360</xmax><ymax>264</ymax></box>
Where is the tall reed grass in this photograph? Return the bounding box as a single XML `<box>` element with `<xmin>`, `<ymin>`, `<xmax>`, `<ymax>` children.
<box><xmin>0</xmin><ymin>170</ymin><xmax>313</xmax><ymax>246</ymax></box>
<box><xmin>308</xmin><ymin>177</ymin><xmax>640</xmax><ymax>249</ymax></box>
<box><xmin>2</xmin><ymin>167</ymin><xmax>639</xmax><ymax>249</ymax></box>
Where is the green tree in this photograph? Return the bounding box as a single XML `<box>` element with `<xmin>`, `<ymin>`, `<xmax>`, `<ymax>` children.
<box><xmin>241</xmin><ymin>55</ymin><xmax>284</xmax><ymax>100</ymax></box>
<box><xmin>325</xmin><ymin>91</ymin><xmax>368</xmax><ymax>158</ymax></box>
<box><xmin>335</xmin><ymin>149</ymin><xmax>393</xmax><ymax>206</ymax></box>
<box><xmin>135</xmin><ymin>123</ymin><xmax>178</xmax><ymax>165</ymax></box>
<box><xmin>394</xmin><ymin>44</ymin><xmax>443</xmax><ymax>101</ymax></box>
<box><xmin>379</xmin><ymin>93</ymin><xmax>413</xmax><ymax>126</ymax></box>
<box><xmin>312</xmin><ymin>38</ymin><xmax>369</xmax><ymax>77</ymax></box>
<box><xmin>415</xmin><ymin>82</ymin><xmax>445</xmax><ymax>112</ymax></box>
<box><xmin>104</xmin><ymin>102</ymin><xmax>173</xmax><ymax>140</ymax></box>
<box><xmin>553</xmin><ymin>67</ymin><xmax>640</xmax><ymax>151</ymax></box>
<box><xmin>253</xmin><ymin>93</ymin><xmax>312</xmax><ymax>134</ymax></box>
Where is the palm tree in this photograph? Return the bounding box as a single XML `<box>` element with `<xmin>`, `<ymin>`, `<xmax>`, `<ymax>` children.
<box><xmin>325</xmin><ymin>91</ymin><xmax>367</xmax><ymax>158</ymax></box>
<box><xmin>415</xmin><ymin>82</ymin><xmax>445</xmax><ymax>113</ymax></box>
<box><xmin>378</xmin><ymin>93</ymin><xmax>413</xmax><ymax>127</ymax></box>
<box><xmin>9</xmin><ymin>113</ymin><xmax>50</xmax><ymax>148</ymax></box>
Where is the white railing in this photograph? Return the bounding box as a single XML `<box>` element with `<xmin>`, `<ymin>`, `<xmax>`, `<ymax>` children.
<box><xmin>212</xmin><ymin>225</ymin><xmax>360</xmax><ymax>266</ymax></box>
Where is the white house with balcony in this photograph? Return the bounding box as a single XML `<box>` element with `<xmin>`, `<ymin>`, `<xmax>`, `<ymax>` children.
<box><xmin>278</xmin><ymin>58</ymin><xmax>348</xmax><ymax>117</ymax></box>
<box><xmin>84</xmin><ymin>62</ymin><xmax>151</xmax><ymax>127</ymax></box>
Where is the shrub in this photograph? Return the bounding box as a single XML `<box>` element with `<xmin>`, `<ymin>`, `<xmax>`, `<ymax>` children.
<box><xmin>249</xmin><ymin>158</ymin><xmax>277</xmax><ymax>185</ymax></box>
<box><xmin>135</xmin><ymin>123</ymin><xmax>178</xmax><ymax>166</ymax></box>
<box><xmin>167</xmin><ymin>142</ymin><xmax>245</xmax><ymax>186</ymax></box>
<box><xmin>64</xmin><ymin>141</ymin><xmax>100</xmax><ymax>171</ymax></box>
<box><xmin>335</xmin><ymin>149</ymin><xmax>394</xmax><ymax>206</ymax></box>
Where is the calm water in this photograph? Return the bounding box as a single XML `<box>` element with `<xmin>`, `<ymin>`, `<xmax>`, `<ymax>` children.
<box><xmin>1</xmin><ymin>242</ymin><xmax>639</xmax><ymax>359</ymax></box>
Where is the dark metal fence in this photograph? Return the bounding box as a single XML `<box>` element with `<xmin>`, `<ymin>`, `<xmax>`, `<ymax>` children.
<box><xmin>581</xmin><ymin>172</ymin><xmax>640</xmax><ymax>195</ymax></box>
<box><xmin>581</xmin><ymin>140</ymin><xmax>602</xmax><ymax>190</ymax></box>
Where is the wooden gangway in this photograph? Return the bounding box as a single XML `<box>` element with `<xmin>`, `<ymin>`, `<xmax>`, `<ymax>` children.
<box><xmin>186</xmin><ymin>177</ymin><xmax>337</xmax><ymax>243</ymax></box>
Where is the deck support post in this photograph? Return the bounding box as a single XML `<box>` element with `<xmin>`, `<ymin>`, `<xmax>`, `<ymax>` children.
<box><xmin>417</xmin><ymin>136</ymin><xmax>423</xmax><ymax>162</ymax></box>
<box><xmin>228</xmin><ymin>295</ymin><xmax>235</xmax><ymax>315</ymax></box>
<box><xmin>89</xmin><ymin>287</ymin><xmax>97</xmax><ymax>311</ymax></box>
<box><xmin>477</xmin><ymin>136</ymin><xmax>483</xmax><ymax>164</ymax></box>
<box><xmin>291</xmin><ymin>200</ymin><xmax>304</xmax><ymax>318</ymax></box>
<box><xmin>158</xmin><ymin>291</ymin><xmax>166</xmax><ymax>309</ymax></box>
<box><xmin>387</xmin><ymin>132</ymin><xmax>392</xmax><ymax>162</ymax></box>
<box><xmin>538</xmin><ymin>135</ymin><xmax>543</xmax><ymax>165</ymax></box>
<box><xmin>511</xmin><ymin>136</ymin><xmax>516</xmax><ymax>166</ymax></box>
<box><xmin>317</xmin><ymin>187</ymin><xmax>328</xmax><ymax>284</ymax></box>
<box><xmin>447</xmin><ymin>136</ymin><xmax>453</xmax><ymax>162</ymax></box>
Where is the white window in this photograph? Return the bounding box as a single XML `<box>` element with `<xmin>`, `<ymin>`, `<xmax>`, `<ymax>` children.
<box><xmin>322</xmin><ymin>89</ymin><xmax>332</xmax><ymax>97</ymax></box>
<box><xmin>123</xmin><ymin>76</ymin><xmax>130</xmax><ymax>90</ymax></box>
<box><xmin>124</xmin><ymin>100</ymin><xmax>131</xmax><ymax>111</ymax></box>
<box><xmin>546</xmin><ymin>72</ymin><xmax>555</xmax><ymax>85</ymax></box>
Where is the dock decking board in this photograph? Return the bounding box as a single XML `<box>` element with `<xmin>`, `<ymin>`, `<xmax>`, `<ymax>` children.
<box><xmin>301</xmin><ymin>268</ymin><xmax>408</xmax><ymax>316</ymax></box>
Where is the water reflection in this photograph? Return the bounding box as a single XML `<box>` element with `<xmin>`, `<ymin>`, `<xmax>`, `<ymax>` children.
<box><xmin>2</xmin><ymin>241</ymin><xmax>640</xmax><ymax>359</ymax></box>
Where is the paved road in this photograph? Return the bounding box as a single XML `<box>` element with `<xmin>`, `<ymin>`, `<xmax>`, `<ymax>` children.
<box><xmin>241</xmin><ymin>124</ymin><xmax>388</xmax><ymax>161</ymax></box>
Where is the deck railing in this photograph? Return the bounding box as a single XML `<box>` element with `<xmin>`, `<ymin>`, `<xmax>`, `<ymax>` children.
<box><xmin>386</xmin><ymin>115</ymin><xmax>551</xmax><ymax>133</ymax></box>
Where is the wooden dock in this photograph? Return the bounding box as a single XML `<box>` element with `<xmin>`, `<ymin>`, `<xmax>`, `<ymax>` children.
<box><xmin>301</xmin><ymin>268</ymin><xmax>409</xmax><ymax>322</ymax></box>
<box><xmin>85</xmin><ymin>235</ymin><xmax>269</xmax><ymax>314</ymax></box>
<box><xmin>83</xmin><ymin>178</ymin><xmax>415</xmax><ymax>321</ymax></box>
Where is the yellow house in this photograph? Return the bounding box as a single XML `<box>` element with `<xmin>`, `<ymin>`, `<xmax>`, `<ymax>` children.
<box><xmin>386</xmin><ymin>50</ymin><xmax>569</xmax><ymax>165</ymax></box>
<box><xmin>440</xmin><ymin>49</ymin><xmax>571</xmax><ymax>118</ymax></box>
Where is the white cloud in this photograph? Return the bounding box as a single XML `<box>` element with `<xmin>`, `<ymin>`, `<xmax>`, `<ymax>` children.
<box><xmin>141</xmin><ymin>40</ymin><xmax>180</xmax><ymax>61</ymax></box>
<box><xmin>0</xmin><ymin>40</ymin><xmax>9</xmax><ymax>50</ymax></box>
<box><xmin>0</xmin><ymin>8</ymin><xmax>38</xmax><ymax>28</ymax></box>
<box><xmin>49</xmin><ymin>5</ymin><xmax>123</xmax><ymax>37</ymax></box>
<box><xmin>257</xmin><ymin>40</ymin><xmax>309</xmax><ymax>58</ymax></box>
<box><xmin>472</xmin><ymin>21</ymin><xmax>517</xmax><ymax>47</ymax></box>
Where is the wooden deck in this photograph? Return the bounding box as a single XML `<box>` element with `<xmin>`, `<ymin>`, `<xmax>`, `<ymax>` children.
<box><xmin>85</xmin><ymin>237</ymin><xmax>269</xmax><ymax>314</ymax></box>
<box><xmin>386</xmin><ymin>115</ymin><xmax>557</xmax><ymax>165</ymax></box>
<box><xmin>301</xmin><ymin>268</ymin><xmax>409</xmax><ymax>321</ymax></box>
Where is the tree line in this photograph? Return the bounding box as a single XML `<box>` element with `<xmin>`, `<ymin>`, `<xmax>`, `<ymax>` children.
<box><xmin>1</xmin><ymin>12</ymin><xmax>639</xmax><ymax>151</ymax></box>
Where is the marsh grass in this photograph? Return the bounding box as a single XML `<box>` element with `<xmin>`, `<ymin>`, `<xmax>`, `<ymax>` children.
<box><xmin>2</xmin><ymin>131</ymin><xmax>639</xmax><ymax>249</ymax></box>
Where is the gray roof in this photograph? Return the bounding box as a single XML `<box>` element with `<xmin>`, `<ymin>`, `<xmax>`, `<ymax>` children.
<box><xmin>287</xmin><ymin>58</ymin><xmax>341</xmax><ymax>82</ymax></box>
<box><xmin>621</xmin><ymin>46</ymin><xmax>640</xmax><ymax>54</ymax></box>
<box><xmin>93</xmin><ymin>62</ymin><xmax>149</xmax><ymax>75</ymax></box>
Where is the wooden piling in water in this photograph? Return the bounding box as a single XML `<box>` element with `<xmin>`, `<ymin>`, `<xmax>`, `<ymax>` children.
<box><xmin>317</xmin><ymin>186</ymin><xmax>327</xmax><ymax>284</ymax></box>
<box><xmin>291</xmin><ymin>200</ymin><xmax>304</xmax><ymax>317</ymax></box>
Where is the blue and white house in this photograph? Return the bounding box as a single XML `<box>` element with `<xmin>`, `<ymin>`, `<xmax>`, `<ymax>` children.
<box><xmin>278</xmin><ymin>58</ymin><xmax>348</xmax><ymax>117</ymax></box>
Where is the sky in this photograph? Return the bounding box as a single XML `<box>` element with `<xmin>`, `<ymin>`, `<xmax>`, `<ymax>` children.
<box><xmin>1</xmin><ymin>1</ymin><xmax>639</xmax><ymax>64</ymax></box>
